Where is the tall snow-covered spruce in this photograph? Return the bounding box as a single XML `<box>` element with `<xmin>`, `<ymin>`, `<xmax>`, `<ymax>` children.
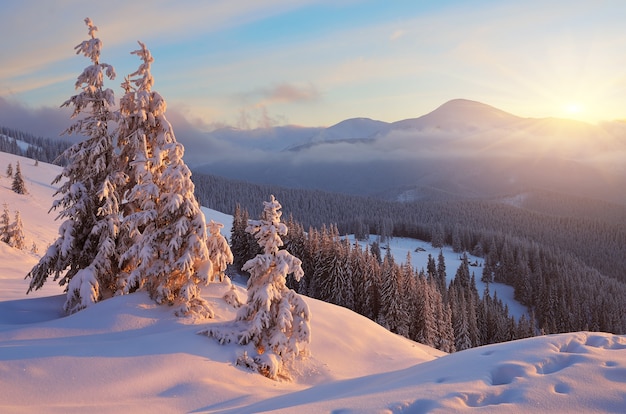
<box><xmin>26</xmin><ymin>18</ymin><xmax>120</xmax><ymax>314</ymax></box>
<box><xmin>116</xmin><ymin>41</ymin><xmax>214</xmax><ymax>317</ymax></box>
<box><xmin>201</xmin><ymin>195</ymin><xmax>311</xmax><ymax>380</ymax></box>
<box><xmin>26</xmin><ymin>20</ymin><xmax>228</xmax><ymax>318</ymax></box>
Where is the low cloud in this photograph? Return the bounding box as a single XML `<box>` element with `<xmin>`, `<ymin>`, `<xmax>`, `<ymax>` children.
<box><xmin>0</xmin><ymin>96</ymin><xmax>72</xmax><ymax>139</ymax></box>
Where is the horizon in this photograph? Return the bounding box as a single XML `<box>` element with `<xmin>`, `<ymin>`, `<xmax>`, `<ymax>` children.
<box><xmin>1</xmin><ymin>0</ymin><xmax>626</xmax><ymax>138</ymax></box>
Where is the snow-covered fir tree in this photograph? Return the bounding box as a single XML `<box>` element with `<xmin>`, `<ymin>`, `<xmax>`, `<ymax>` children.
<box><xmin>6</xmin><ymin>163</ymin><xmax>12</xmax><ymax>178</ymax></box>
<box><xmin>116</xmin><ymin>41</ymin><xmax>213</xmax><ymax>317</ymax></box>
<box><xmin>206</xmin><ymin>219</ymin><xmax>233</xmax><ymax>283</ymax></box>
<box><xmin>378</xmin><ymin>248</ymin><xmax>409</xmax><ymax>336</ymax></box>
<box><xmin>9</xmin><ymin>210</ymin><xmax>25</xmax><ymax>250</ymax></box>
<box><xmin>230</xmin><ymin>204</ymin><xmax>251</xmax><ymax>272</ymax></box>
<box><xmin>26</xmin><ymin>18</ymin><xmax>121</xmax><ymax>314</ymax></box>
<box><xmin>11</xmin><ymin>161</ymin><xmax>26</xmax><ymax>194</ymax></box>
<box><xmin>202</xmin><ymin>195</ymin><xmax>311</xmax><ymax>379</ymax></box>
<box><xmin>1</xmin><ymin>204</ymin><xmax>10</xmax><ymax>244</ymax></box>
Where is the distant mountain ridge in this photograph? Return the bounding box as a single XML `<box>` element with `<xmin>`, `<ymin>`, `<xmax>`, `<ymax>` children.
<box><xmin>207</xmin><ymin>99</ymin><xmax>524</xmax><ymax>146</ymax></box>
<box><xmin>392</xmin><ymin>98</ymin><xmax>523</xmax><ymax>131</ymax></box>
<box><xmin>191</xmin><ymin>98</ymin><xmax>626</xmax><ymax>205</ymax></box>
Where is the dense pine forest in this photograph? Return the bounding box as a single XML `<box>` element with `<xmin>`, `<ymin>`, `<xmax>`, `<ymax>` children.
<box><xmin>230</xmin><ymin>207</ymin><xmax>534</xmax><ymax>352</ymax></box>
<box><xmin>0</xmin><ymin>126</ymin><xmax>72</xmax><ymax>165</ymax></box>
<box><xmin>194</xmin><ymin>171</ymin><xmax>626</xmax><ymax>340</ymax></box>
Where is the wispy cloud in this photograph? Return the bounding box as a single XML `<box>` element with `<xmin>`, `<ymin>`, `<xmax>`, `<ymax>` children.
<box><xmin>257</xmin><ymin>82</ymin><xmax>320</xmax><ymax>104</ymax></box>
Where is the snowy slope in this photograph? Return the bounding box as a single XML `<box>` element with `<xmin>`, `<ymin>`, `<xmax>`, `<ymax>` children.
<box><xmin>307</xmin><ymin>117</ymin><xmax>390</xmax><ymax>143</ymax></box>
<box><xmin>1</xmin><ymin>152</ymin><xmax>625</xmax><ymax>413</ymax></box>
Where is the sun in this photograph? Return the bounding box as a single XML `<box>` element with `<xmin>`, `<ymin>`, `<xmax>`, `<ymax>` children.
<box><xmin>561</xmin><ymin>102</ymin><xmax>586</xmax><ymax>120</ymax></box>
<box><xmin>565</xmin><ymin>102</ymin><xmax>582</xmax><ymax>114</ymax></box>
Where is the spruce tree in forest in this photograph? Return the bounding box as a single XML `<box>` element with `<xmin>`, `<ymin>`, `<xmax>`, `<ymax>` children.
<box><xmin>202</xmin><ymin>195</ymin><xmax>310</xmax><ymax>379</ymax></box>
<box><xmin>11</xmin><ymin>161</ymin><xmax>26</xmax><ymax>194</ymax></box>
<box><xmin>116</xmin><ymin>41</ymin><xmax>214</xmax><ymax>317</ymax></box>
<box><xmin>1</xmin><ymin>204</ymin><xmax>10</xmax><ymax>244</ymax></box>
<box><xmin>231</xmin><ymin>204</ymin><xmax>252</xmax><ymax>272</ymax></box>
<box><xmin>378</xmin><ymin>248</ymin><xmax>409</xmax><ymax>336</ymax></box>
<box><xmin>363</xmin><ymin>245</ymin><xmax>382</xmax><ymax>321</ymax></box>
<box><xmin>26</xmin><ymin>18</ymin><xmax>120</xmax><ymax>314</ymax></box>
<box><xmin>320</xmin><ymin>238</ymin><xmax>354</xmax><ymax>309</ymax></box>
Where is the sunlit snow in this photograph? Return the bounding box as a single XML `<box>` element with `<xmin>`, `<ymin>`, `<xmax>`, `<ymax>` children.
<box><xmin>1</xmin><ymin>152</ymin><xmax>624</xmax><ymax>413</ymax></box>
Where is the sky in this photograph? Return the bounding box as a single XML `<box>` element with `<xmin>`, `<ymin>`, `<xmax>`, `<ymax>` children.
<box><xmin>1</xmin><ymin>0</ymin><xmax>626</xmax><ymax>136</ymax></box>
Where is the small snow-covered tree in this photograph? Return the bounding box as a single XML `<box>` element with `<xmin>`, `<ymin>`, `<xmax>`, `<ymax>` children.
<box><xmin>6</xmin><ymin>163</ymin><xmax>12</xmax><ymax>178</ymax></box>
<box><xmin>26</xmin><ymin>18</ymin><xmax>120</xmax><ymax>314</ymax></box>
<box><xmin>11</xmin><ymin>161</ymin><xmax>26</xmax><ymax>194</ymax></box>
<box><xmin>1</xmin><ymin>204</ymin><xmax>10</xmax><ymax>244</ymax></box>
<box><xmin>202</xmin><ymin>195</ymin><xmax>311</xmax><ymax>379</ymax></box>
<box><xmin>116</xmin><ymin>41</ymin><xmax>213</xmax><ymax>317</ymax></box>
<box><xmin>9</xmin><ymin>210</ymin><xmax>25</xmax><ymax>250</ymax></box>
<box><xmin>206</xmin><ymin>220</ymin><xmax>233</xmax><ymax>283</ymax></box>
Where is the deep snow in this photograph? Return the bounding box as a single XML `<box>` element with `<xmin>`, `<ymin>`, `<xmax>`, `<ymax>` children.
<box><xmin>1</xmin><ymin>151</ymin><xmax>625</xmax><ymax>413</ymax></box>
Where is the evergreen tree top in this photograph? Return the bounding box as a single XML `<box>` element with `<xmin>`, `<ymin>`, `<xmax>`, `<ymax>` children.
<box><xmin>246</xmin><ymin>194</ymin><xmax>288</xmax><ymax>256</ymax></box>
<box><xmin>208</xmin><ymin>219</ymin><xmax>224</xmax><ymax>235</ymax></box>
<box><xmin>129</xmin><ymin>41</ymin><xmax>154</xmax><ymax>93</ymax></box>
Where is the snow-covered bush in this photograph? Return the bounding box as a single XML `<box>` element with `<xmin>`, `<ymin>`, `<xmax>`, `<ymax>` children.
<box><xmin>201</xmin><ymin>195</ymin><xmax>311</xmax><ymax>380</ymax></box>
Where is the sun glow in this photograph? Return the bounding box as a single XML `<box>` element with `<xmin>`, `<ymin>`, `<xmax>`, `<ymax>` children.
<box><xmin>565</xmin><ymin>102</ymin><xmax>583</xmax><ymax>114</ymax></box>
<box><xmin>559</xmin><ymin>101</ymin><xmax>593</xmax><ymax>122</ymax></box>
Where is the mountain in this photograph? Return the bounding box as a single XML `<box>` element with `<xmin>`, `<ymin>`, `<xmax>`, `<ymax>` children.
<box><xmin>392</xmin><ymin>98</ymin><xmax>523</xmax><ymax>131</ymax></box>
<box><xmin>1</xmin><ymin>151</ymin><xmax>625</xmax><ymax>413</ymax></box>
<box><xmin>193</xmin><ymin>99</ymin><xmax>626</xmax><ymax>205</ymax></box>
<box><xmin>306</xmin><ymin>117</ymin><xmax>390</xmax><ymax>143</ymax></box>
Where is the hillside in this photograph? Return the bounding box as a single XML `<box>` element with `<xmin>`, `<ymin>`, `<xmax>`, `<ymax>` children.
<box><xmin>1</xmin><ymin>152</ymin><xmax>625</xmax><ymax>413</ymax></box>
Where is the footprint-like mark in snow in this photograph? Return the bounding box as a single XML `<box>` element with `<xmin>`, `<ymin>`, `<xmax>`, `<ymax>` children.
<box><xmin>585</xmin><ymin>334</ymin><xmax>626</xmax><ymax>350</ymax></box>
<box><xmin>453</xmin><ymin>388</ymin><xmax>525</xmax><ymax>408</ymax></box>
<box><xmin>559</xmin><ymin>339</ymin><xmax>588</xmax><ymax>354</ymax></box>
<box><xmin>536</xmin><ymin>354</ymin><xmax>583</xmax><ymax>375</ymax></box>
<box><xmin>553</xmin><ymin>382</ymin><xmax>570</xmax><ymax>395</ymax></box>
<box><xmin>604</xmin><ymin>361</ymin><xmax>618</xmax><ymax>367</ymax></box>
<box><xmin>490</xmin><ymin>363</ymin><xmax>533</xmax><ymax>385</ymax></box>
<box><xmin>604</xmin><ymin>368</ymin><xmax>626</xmax><ymax>384</ymax></box>
<box><xmin>402</xmin><ymin>398</ymin><xmax>439</xmax><ymax>413</ymax></box>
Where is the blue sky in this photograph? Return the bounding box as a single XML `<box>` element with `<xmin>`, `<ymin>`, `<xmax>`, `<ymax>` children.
<box><xmin>1</xmin><ymin>0</ymin><xmax>625</xmax><ymax>134</ymax></box>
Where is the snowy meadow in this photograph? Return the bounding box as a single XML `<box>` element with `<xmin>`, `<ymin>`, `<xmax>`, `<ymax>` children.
<box><xmin>1</xmin><ymin>152</ymin><xmax>626</xmax><ymax>413</ymax></box>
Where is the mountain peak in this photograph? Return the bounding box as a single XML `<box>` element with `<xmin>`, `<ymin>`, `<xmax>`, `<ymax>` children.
<box><xmin>393</xmin><ymin>98</ymin><xmax>521</xmax><ymax>130</ymax></box>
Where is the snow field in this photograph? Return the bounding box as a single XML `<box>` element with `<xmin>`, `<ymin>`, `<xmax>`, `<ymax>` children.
<box><xmin>0</xmin><ymin>151</ymin><xmax>624</xmax><ymax>413</ymax></box>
